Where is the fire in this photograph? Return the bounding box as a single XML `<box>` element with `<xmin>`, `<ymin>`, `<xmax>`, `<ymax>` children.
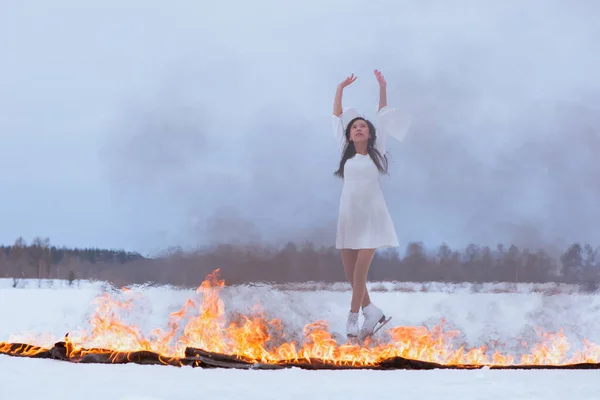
<box><xmin>0</xmin><ymin>342</ymin><xmax>49</xmax><ymax>358</ymax></box>
<box><xmin>2</xmin><ymin>269</ymin><xmax>599</xmax><ymax>367</ymax></box>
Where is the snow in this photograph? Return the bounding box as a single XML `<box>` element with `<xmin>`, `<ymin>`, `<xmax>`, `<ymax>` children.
<box><xmin>1</xmin><ymin>277</ymin><xmax>600</xmax><ymax>399</ymax></box>
<box><xmin>1</xmin><ymin>356</ymin><xmax>599</xmax><ymax>400</ymax></box>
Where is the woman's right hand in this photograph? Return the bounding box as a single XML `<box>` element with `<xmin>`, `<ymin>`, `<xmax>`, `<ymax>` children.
<box><xmin>338</xmin><ymin>74</ymin><xmax>357</xmax><ymax>90</ymax></box>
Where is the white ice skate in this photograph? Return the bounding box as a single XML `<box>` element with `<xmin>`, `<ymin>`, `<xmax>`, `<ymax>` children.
<box><xmin>360</xmin><ymin>303</ymin><xmax>391</xmax><ymax>340</ymax></box>
<box><xmin>346</xmin><ymin>311</ymin><xmax>359</xmax><ymax>342</ymax></box>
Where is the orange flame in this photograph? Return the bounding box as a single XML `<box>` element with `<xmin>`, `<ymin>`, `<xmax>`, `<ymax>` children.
<box><xmin>3</xmin><ymin>270</ymin><xmax>600</xmax><ymax>366</ymax></box>
<box><xmin>0</xmin><ymin>342</ymin><xmax>49</xmax><ymax>358</ymax></box>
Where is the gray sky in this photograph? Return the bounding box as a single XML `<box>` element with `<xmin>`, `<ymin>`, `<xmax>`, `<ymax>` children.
<box><xmin>2</xmin><ymin>0</ymin><xmax>600</xmax><ymax>256</ymax></box>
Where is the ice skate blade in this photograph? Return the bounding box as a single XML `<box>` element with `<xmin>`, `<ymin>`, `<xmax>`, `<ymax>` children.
<box><xmin>361</xmin><ymin>316</ymin><xmax>392</xmax><ymax>340</ymax></box>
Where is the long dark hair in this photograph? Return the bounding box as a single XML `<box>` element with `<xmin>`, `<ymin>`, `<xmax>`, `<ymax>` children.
<box><xmin>334</xmin><ymin>117</ymin><xmax>388</xmax><ymax>178</ymax></box>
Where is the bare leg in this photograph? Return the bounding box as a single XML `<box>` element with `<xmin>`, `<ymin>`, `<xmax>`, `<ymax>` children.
<box><xmin>350</xmin><ymin>249</ymin><xmax>376</xmax><ymax>313</ymax></box>
<box><xmin>341</xmin><ymin>249</ymin><xmax>358</xmax><ymax>284</ymax></box>
<box><xmin>341</xmin><ymin>249</ymin><xmax>371</xmax><ymax>310</ymax></box>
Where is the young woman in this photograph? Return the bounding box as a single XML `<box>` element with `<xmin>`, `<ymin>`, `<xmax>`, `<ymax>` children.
<box><xmin>331</xmin><ymin>69</ymin><xmax>411</xmax><ymax>341</ymax></box>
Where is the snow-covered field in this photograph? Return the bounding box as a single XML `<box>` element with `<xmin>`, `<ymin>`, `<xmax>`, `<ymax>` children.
<box><xmin>1</xmin><ymin>277</ymin><xmax>600</xmax><ymax>399</ymax></box>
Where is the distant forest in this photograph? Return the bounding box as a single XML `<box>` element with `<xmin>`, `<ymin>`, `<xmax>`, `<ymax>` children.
<box><xmin>0</xmin><ymin>236</ymin><xmax>599</xmax><ymax>292</ymax></box>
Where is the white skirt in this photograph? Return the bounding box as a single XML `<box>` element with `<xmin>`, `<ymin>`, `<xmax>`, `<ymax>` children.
<box><xmin>335</xmin><ymin>155</ymin><xmax>399</xmax><ymax>249</ymax></box>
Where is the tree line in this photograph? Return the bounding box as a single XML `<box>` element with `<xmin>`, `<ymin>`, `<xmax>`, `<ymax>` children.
<box><xmin>0</xmin><ymin>236</ymin><xmax>598</xmax><ymax>291</ymax></box>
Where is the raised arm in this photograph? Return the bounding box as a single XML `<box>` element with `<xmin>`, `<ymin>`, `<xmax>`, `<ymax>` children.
<box><xmin>374</xmin><ymin>69</ymin><xmax>387</xmax><ymax>111</ymax></box>
<box><xmin>333</xmin><ymin>74</ymin><xmax>357</xmax><ymax>117</ymax></box>
<box><xmin>374</xmin><ymin>69</ymin><xmax>412</xmax><ymax>150</ymax></box>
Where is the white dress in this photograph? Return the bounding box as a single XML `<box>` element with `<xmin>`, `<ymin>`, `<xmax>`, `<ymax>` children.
<box><xmin>331</xmin><ymin>105</ymin><xmax>411</xmax><ymax>250</ymax></box>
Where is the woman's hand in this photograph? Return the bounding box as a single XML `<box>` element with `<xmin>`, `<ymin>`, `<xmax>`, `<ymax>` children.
<box><xmin>374</xmin><ymin>69</ymin><xmax>386</xmax><ymax>88</ymax></box>
<box><xmin>338</xmin><ymin>73</ymin><xmax>357</xmax><ymax>90</ymax></box>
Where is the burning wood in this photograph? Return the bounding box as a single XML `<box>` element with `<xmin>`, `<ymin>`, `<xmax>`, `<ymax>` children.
<box><xmin>2</xmin><ymin>340</ymin><xmax>600</xmax><ymax>370</ymax></box>
<box><xmin>2</xmin><ymin>270</ymin><xmax>600</xmax><ymax>370</ymax></box>
<box><xmin>0</xmin><ymin>342</ymin><xmax>53</xmax><ymax>359</ymax></box>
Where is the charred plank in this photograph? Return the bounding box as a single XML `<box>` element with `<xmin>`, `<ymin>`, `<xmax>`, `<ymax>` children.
<box><xmin>4</xmin><ymin>341</ymin><xmax>600</xmax><ymax>370</ymax></box>
<box><xmin>271</xmin><ymin>358</ymin><xmax>379</xmax><ymax>370</ymax></box>
<box><xmin>185</xmin><ymin>347</ymin><xmax>254</xmax><ymax>365</ymax></box>
<box><xmin>78</xmin><ymin>350</ymin><xmax>169</xmax><ymax>366</ymax></box>
<box><xmin>377</xmin><ymin>356</ymin><xmax>465</xmax><ymax>370</ymax></box>
<box><xmin>489</xmin><ymin>363</ymin><xmax>600</xmax><ymax>370</ymax></box>
<box><xmin>0</xmin><ymin>342</ymin><xmax>53</xmax><ymax>359</ymax></box>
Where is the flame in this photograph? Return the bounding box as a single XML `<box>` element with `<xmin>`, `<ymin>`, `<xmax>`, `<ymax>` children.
<box><xmin>0</xmin><ymin>342</ymin><xmax>49</xmax><ymax>358</ymax></box>
<box><xmin>2</xmin><ymin>269</ymin><xmax>600</xmax><ymax>367</ymax></box>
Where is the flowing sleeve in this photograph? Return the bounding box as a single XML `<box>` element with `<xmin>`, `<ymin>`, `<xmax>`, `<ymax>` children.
<box><xmin>374</xmin><ymin>105</ymin><xmax>412</xmax><ymax>155</ymax></box>
<box><xmin>331</xmin><ymin>107</ymin><xmax>362</xmax><ymax>154</ymax></box>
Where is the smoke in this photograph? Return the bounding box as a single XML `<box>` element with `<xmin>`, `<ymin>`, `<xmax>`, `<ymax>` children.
<box><xmin>100</xmin><ymin>0</ymin><xmax>600</xmax><ymax>254</ymax></box>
